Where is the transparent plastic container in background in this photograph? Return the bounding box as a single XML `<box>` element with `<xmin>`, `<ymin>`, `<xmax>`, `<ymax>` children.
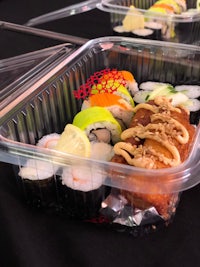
<box><xmin>97</xmin><ymin>0</ymin><xmax>200</xmax><ymax>45</ymax></box>
<box><xmin>0</xmin><ymin>36</ymin><xmax>200</xmax><ymax>236</ymax></box>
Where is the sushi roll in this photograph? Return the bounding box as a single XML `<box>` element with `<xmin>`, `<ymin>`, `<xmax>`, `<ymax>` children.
<box><xmin>144</xmin><ymin>21</ymin><xmax>163</xmax><ymax>40</ymax></box>
<box><xmin>134</xmin><ymin>81</ymin><xmax>200</xmax><ymax>125</ymax></box>
<box><xmin>96</xmin><ymin>69</ymin><xmax>139</xmax><ymax>96</ymax></box>
<box><xmin>73</xmin><ymin>69</ymin><xmax>138</xmax><ymax>99</ymax></box>
<box><xmin>73</xmin><ymin>106</ymin><xmax>122</xmax><ymax>144</ymax></box>
<box><xmin>131</xmin><ymin>28</ymin><xmax>155</xmax><ymax>40</ymax></box>
<box><xmin>54</xmin><ymin>124</ymin><xmax>113</xmax><ymax>219</ymax></box>
<box><xmin>59</xmin><ymin>163</ymin><xmax>111</xmax><ymax>219</ymax></box>
<box><xmin>175</xmin><ymin>85</ymin><xmax>200</xmax><ymax>125</ymax></box>
<box><xmin>145</xmin><ymin>1</ymin><xmax>177</xmax><ymax>40</ymax></box>
<box><xmin>81</xmin><ymin>93</ymin><xmax>134</xmax><ymax>130</ymax></box>
<box><xmin>37</xmin><ymin>133</ymin><xmax>60</xmax><ymax>149</ymax></box>
<box><xmin>18</xmin><ymin>133</ymin><xmax>60</xmax><ymax>210</ymax></box>
<box><xmin>111</xmin><ymin>96</ymin><xmax>195</xmax><ymax>222</ymax></box>
<box><xmin>174</xmin><ymin>0</ymin><xmax>187</xmax><ymax>12</ymax></box>
<box><xmin>153</xmin><ymin>0</ymin><xmax>182</xmax><ymax>14</ymax></box>
<box><xmin>18</xmin><ymin>158</ymin><xmax>59</xmax><ymax>210</ymax></box>
<box><xmin>113</xmin><ymin>25</ymin><xmax>131</xmax><ymax>37</ymax></box>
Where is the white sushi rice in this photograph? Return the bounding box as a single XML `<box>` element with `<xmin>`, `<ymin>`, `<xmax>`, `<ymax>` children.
<box><xmin>185</xmin><ymin>99</ymin><xmax>200</xmax><ymax>112</ymax></box>
<box><xmin>132</xmin><ymin>28</ymin><xmax>154</xmax><ymax>37</ymax></box>
<box><xmin>107</xmin><ymin>105</ymin><xmax>133</xmax><ymax>128</ymax></box>
<box><xmin>126</xmin><ymin>80</ymin><xmax>139</xmax><ymax>96</ymax></box>
<box><xmin>144</xmin><ymin>21</ymin><xmax>163</xmax><ymax>30</ymax></box>
<box><xmin>85</xmin><ymin>121</ymin><xmax>121</xmax><ymax>144</ymax></box>
<box><xmin>90</xmin><ymin>142</ymin><xmax>114</xmax><ymax>162</ymax></box>
<box><xmin>169</xmin><ymin>92</ymin><xmax>189</xmax><ymax>106</ymax></box>
<box><xmin>37</xmin><ymin>133</ymin><xmax>60</xmax><ymax>149</ymax></box>
<box><xmin>175</xmin><ymin>85</ymin><xmax>200</xmax><ymax>99</ymax></box>
<box><xmin>19</xmin><ymin>158</ymin><xmax>58</xmax><ymax>180</ymax></box>
<box><xmin>113</xmin><ymin>25</ymin><xmax>130</xmax><ymax>33</ymax></box>
<box><xmin>133</xmin><ymin>90</ymin><xmax>150</xmax><ymax>103</ymax></box>
<box><xmin>61</xmin><ymin>165</ymin><xmax>106</xmax><ymax>192</ymax></box>
<box><xmin>139</xmin><ymin>81</ymin><xmax>171</xmax><ymax>91</ymax></box>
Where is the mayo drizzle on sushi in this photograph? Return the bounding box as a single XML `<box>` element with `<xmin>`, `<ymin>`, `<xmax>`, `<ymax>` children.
<box><xmin>133</xmin><ymin>98</ymin><xmax>181</xmax><ymax>114</ymax></box>
<box><xmin>114</xmin><ymin>96</ymin><xmax>190</xmax><ymax>168</ymax></box>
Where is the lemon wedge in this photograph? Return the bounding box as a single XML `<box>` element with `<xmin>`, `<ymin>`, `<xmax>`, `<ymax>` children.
<box><xmin>55</xmin><ymin>124</ymin><xmax>91</xmax><ymax>157</ymax></box>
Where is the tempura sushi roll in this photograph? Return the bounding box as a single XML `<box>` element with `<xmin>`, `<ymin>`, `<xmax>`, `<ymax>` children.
<box><xmin>111</xmin><ymin>96</ymin><xmax>195</xmax><ymax>221</ymax></box>
<box><xmin>134</xmin><ymin>81</ymin><xmax>200</xmax><ymax>125</ymax></box>
<box><xmin>73</xmin><ymin>106</ymin><xmax>122</xmax><ymax>144</ymax></box>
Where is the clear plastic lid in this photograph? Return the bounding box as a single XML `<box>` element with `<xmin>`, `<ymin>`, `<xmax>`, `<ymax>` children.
<box><xmin>0</xmin><ymin>21</ymin><xmax>87</xmax><ymax>110</ymax></box>
<box><xmin>97</xmin><ymin>0</ymin><xmax>200</xmax><ymax>22</ymax></box>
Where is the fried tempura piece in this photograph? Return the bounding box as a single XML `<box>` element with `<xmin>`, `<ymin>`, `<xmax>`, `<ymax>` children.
<box><xmin>111</xmin><ymin>96</ymin><xmax>196</xmax><ymax>219</ymax></box>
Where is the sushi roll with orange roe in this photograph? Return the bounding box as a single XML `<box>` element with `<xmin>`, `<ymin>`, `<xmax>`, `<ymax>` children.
<box><xmin>145</xmin><ymin>0</ymin><xmax>187</xmax><ymax>40</ymax></box>
<box><xmin>73</xmin><ymin>69</ymin><xmax>138</xmax><ymax>100</ymax></box>
<box><xmin>82</xmin><ymin>93</ymin><xmax>134</xmax><ymax>130</ymax></box>
<box><xmin>97</xmin><ymin>69</ymin><xmax>139</xmax><ymax>96</ymax></box>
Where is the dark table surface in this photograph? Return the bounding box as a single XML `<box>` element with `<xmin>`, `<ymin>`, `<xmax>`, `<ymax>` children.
<box><xmin>0</xmin><ymin>1</ymin><xmax>200</xmax><ymax>267</ymax></box>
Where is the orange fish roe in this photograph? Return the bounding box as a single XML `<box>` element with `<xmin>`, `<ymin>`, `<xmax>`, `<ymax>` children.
<box><xmin>89</xmin><ymin>93</ymin><xmax>131</xmax><ymax>110</ymax></box>
<box><xmin>120</xmin><ymin>70</ymin><xmax>136</xmax><ymax>82</ymax></box>
<box><xmin>153</xmin><ymin>4</ymin><xmax>174</xmax><ymax>13</ymax></box>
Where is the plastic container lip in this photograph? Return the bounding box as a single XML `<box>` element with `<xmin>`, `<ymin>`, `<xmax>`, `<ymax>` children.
<box><xmin>25</xmin><ymin>0</ymin><xmax>100</xmax><ymax>27</ymax></box>
<box><xmin>1</xmin><ymin>36</ymin><xmax>200</xmax><ymax>194</ymax></box>
<box><xmin>1</xmin><ymin>127</ymin><xmax>200</xmax><ymax>194</ymax></box>
<box><xmin>97</xmin><ymin>1</ymin><xmax>200</xmax><ymax>22</ymax></box>
<box><xmin>0</xmin><ymin>21</ymin><xmax>88</xmax><ymax>46</ymax></box>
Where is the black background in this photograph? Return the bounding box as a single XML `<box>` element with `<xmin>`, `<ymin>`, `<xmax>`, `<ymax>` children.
<box><xmin>0</xmin><ymin>1</ymin><xmax>200</xmax><ymax>266</ymax></box>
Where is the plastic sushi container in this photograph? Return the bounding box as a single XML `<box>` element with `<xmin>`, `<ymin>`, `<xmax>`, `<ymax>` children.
<box><xmin>97</xmin><ymin>0</ymin><xmax>200</xmax><ymax>45</ymax></box>
<box><xmin>0</xmin><ymin>21</ymin><xmax>84</xmax><ymax>109</ymax></box>
<box><xmin>1</xmin><ymin>36</ymin><xmax>200</xmax><ymax>236</ymax></box>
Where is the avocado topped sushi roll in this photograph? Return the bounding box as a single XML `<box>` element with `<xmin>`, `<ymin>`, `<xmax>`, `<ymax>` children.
<box><xmin>73</xmin><ymin>106</ymin><xmax>122</xmax><ymax>144</ymax></box>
